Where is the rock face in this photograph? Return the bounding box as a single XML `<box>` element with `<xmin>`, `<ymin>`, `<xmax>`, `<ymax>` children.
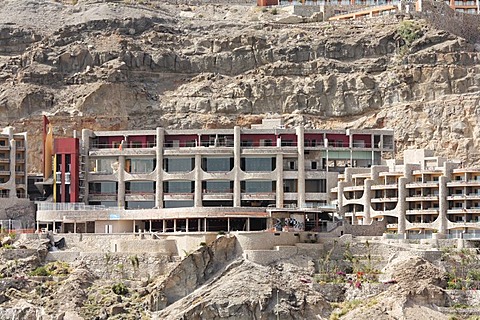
<box><xmin>0</xmin><ymin>1</ymin><xmax>478</xmax><ymax>171</ymax></box>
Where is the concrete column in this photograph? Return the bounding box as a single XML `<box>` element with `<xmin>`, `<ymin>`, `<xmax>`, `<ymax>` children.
<box><xmin>74</xmin><ymin>222</ymin><xmax>77</xmax><ymax>234</ymax></box>
<box><xmin>118</xmin><ymin>155</ymin><xmax>125</xmax><ymax>208</ymax></box>
<box><xmin>194</xmin><ymin>154</ymin><xmax>202</xmax><ymax>207</ymax></box>
<box><xmin>149</xmin><ymin>220</ymin><xmax>152</xmax><ymax>232</ymax></box>
<box><xmin>8</xmin><ymin>134</ymin><xmax>16</xmax><ymax>198</ymax></box>
<box><xmin>296</xmin><ymin>126</ymin><xmax>305</xmax><ymax>208</ymax></box>
<box><xmin>162</xmin><ymin>220</ymin><xmax>166</xmax><ymax>233</ymax></box>
<box><xmin>233</xmin><ymin>126</ymin><xmax>241</xmax><ymax>207</ymax></box>
<box><xmin>364</xmin><ymin>179</ymin><xmax>373</xmax><ymax>225</ymax></box>
<box><xmin>276</xmin><ymin>153</ymin><xmax>284</xmax><ymax>208</ymax></box>
<box><xmin>227</xmin><ymin>218</ymin><xmax>230</xmax><ymax>232</ymax></box>
<box><xmin>155</xmin><ymin>128</ymin><xmax>164</xmax><ymax>208</ymax></box>
<box><xmin>439</xmin><ymin>176</ymin><xmax>448</xmax><ymax>234</ymax></box>
<box><xmin>198</xmin><ymin>218</ymin><xmax>201</xmax><ymax>232</ymax></box>
<box><xmin>246</xmin><ymin>217</ymin><xmax>250</xmax><ymax>231</ymax></box>
<box><xmin>338</xmin><ymin>181</ymin><xmax>346</xmax><ymax>219</ymax></box>
<box><xmin>173</xmin><ymin>219</ymin><xmax>177</xmax><ymax>232</ymax></box>
<box><xmin>398</xmin><ymin>177</ymin><xmax>407</xmax><ymax>234</ymax></box>
<box><xmin>81</xmin><ymin>129</ymin><xmax>91</xmax><ymax>203</ymax></box>
<box><xmin>132</xmin><ymin>220</ymin><xmax>135</xmax><ymax>233</ymax></box>
<box><xmin>204</xmin><ymin>218</ymin><xmax>207</xmax><ymax>232</ymax></box>
<box><xmin>185</xmin><ymin>219</ymin><xmax>189</xmax><ymax>233</ymax></box>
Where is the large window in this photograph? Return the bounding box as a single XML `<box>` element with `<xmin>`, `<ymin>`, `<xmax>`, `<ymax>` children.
<box><xmin>91</xmin><ymin>158</ymin><xmax>116</xmax><ymax>174</ymax></box>
<box><xmin>283</xmin><ymin>179</ymin><xmax>297</xmax><ymax>192</ymax></box>
<box><xmin>163</xmin><ymin>181</ymin><xmax>194</xmax><ymax>193</ymax></box>
<box><xmin>127</xmin><ymin>158</ymin><xmax>155</xmax><ymax>173</ymax></box>
<box><xmin>126</xmin><ymin>181</ymin><xmax>155</xmax><ymax>193</ymax></box>
<box><xmin>164</xmin><ymin>158</ymin><xmax>194</xmax><ymax>173</ymax></box>
<box><xmin>241</xmin><ymin>180</ymin><xmax>275</xmax><ymax>193</ymax></box>
<box><xmin>164</xmin><ymin>200</ymin><xmax>194</xmax><ymax>208</ymax></box>
<box><xmin>202</xmin><ymin>181</ymin><xmax>233</xmax><ymax>193</ymax></box>
<box><xmin>89</xmin><ymin>182</ymin><xmax>117</xmax><ymax>194</ymax></box>
<box><xmin>305</xmin><ymin>179</ymin><xmax>327</xmax><ymax>193</ymax></box>
<box><xmin>202</xmin><ymin>157</ymin><xmax>233</xmax><ymax>172</ymax></box>
<box><xmin>241</xmin><ymin>157</ymin><xmax>276</xmax><ymax>172</ymax></box>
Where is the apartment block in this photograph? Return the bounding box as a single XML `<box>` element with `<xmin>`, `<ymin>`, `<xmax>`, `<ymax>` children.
<box><xmin>331</xmin><ymin>149</ymin><xmax>480</xmax><ymax>238</ymax></box>
<box><xmin>36</xmin><ymin>118</ymin><xmax>394</xmax><ymax>234</ymax></box>
<box><xmin>0</xmin><ymin>127</ymin><xmax>28</xmax><ymax>200</ymax></box>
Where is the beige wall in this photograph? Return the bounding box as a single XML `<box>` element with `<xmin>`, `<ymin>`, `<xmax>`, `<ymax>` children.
<box><xmin>95</xmin><ymin>220</ymin><xmax>133</xmax><ymax>233</ymax></box>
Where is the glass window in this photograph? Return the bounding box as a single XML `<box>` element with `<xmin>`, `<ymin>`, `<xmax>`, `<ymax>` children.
<box><xmin>129</xmin><ymin>158</ymin><xmax>154</xmax><ymax>173</ymax></box>
<box><xmin>127</xmin><ymin>181</ymin><xmax>155</xmax><ymax>193</ymax></box>
<box><xmin>202</xmin><ymin>157</ymin><xmax>233</xmax><ymax>172</ymax></box>
<box><xmin>242</xmin><ymin>181</ymin><xmax>275</xmax><ymax>193</ymax></box>
<box><xmin>164</xmin><ymin>158</ymin><xmax>194</xmax><ymax>173</ymax></box>
<box><xmin>164</xmin><ymin>200</ymin><xmax>194</xmax><ymax>208</ymax></box>
<box><xmin>241</xmin><ymin>157</ymin><xmax>275</xmax><ymax>172</ymax></box>
<box><xmin>305</xmin><ymin>179</ymin><xmax>326</xmax><ymax>193</ymax></box>
<box><xmin>92</xmin><ymin>158</ymin><xmax>116</xmax><ymax>174</ymax></box>
<box><xmin>164</xmin><ymin>181</ymin><xmax>194</xmax><ymax>193</ymax></box>
<box><xmin>89</xmin><ymin>182</ymin><xmax>117</xmax><ymax>194</ymax></box>
<box><xmin>202</xmin><ymin>181</ymin><xmax>233</xmax><ymax>193</ymax></box>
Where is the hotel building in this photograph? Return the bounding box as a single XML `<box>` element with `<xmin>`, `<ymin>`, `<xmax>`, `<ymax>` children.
<box><xmin>331</xmin><ymin>149</ymin><xmax>480</xmax><ymax>238</ymax></box>
<box><xmin>36</xmin><ymin>118</ymin><xmax>394</xmax><ymax>234</ymax></box>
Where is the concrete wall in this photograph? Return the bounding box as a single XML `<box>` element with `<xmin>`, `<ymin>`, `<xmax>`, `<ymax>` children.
<box><xmin>234</xmin><ymin>231</ymin><xmax>300</xmax><ymax>251</ymax></box>
<box><xmin>112</xmin><ymin>239</ymin><xmax>178</xmax><ymax>255</ymax></box>
<box><xmin>95</xmin><ymin>220</ymin><xmax>133</xmax><ymax>233</ymax></box>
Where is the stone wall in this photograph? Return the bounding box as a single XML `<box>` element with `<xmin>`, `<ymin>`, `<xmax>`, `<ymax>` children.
<box><xmin>234</xmin><ymin>231</ymin><xmax>300</xmax><ymax>251</ymax></box>
<box><xmin>344</xmin><ymin>220</ymin><xmax>387</xmax><ymax>236</ymax></box>
<box><xmin>415</xmin><ymin>0</ymin><xmax>480</xmax><ymax>43</ymax></box>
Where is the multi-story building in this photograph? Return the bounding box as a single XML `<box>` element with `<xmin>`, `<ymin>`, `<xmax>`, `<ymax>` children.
<box><xmin>0</xmin><ymin>127</ymin><xmax>28</xmax><ymax>200</ymax></box>
<box><xmin>331</xmin><ymin>149</ymin><xmax>480</xmax><ymax>238</ymax></box>
<box><xmin>36</xmin><ymin>118</ymin><xmax>394</xmax><ymax>234</ymax></box>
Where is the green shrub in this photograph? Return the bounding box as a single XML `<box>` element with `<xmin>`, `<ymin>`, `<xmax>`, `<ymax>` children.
<box><xmin>397</xmin><ymin>20</ymin><xmax>423</xmax><ymax>46</ymax></box>
<box><xmin>112</xmin><ymin>283</ymin><xmax>129</xmax><ymax>296</ymax></box>
<box><xmin>199</xmin><ymin>242</ymin><xmax>207</xmax><ymax>247</ymax></box>
<box><xmin>30</xmin><ymin>266</ymin><xmax>51</xmax><ymax>277</ymax></box>
<box><xmin>271</xmin><ymin>8</ymin><xmax>278</xmax><ymax>15</ymax></box>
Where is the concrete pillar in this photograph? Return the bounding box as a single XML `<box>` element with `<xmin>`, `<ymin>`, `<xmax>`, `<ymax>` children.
<box><xmin>296</xmin><ymin>126</ymin><xmax>305</xmax><ymax>208</ymax></box>
<box><xmin>276</xmin><ymin>153</ymin><xmax>284</xmax><ymax>208</ymax></box>
<box><xmin>132</xmin><ymin>220</ymin><xmax>135</xmax><ymax>233</ymax></box>
<box><xmin>227</xmin><ymin>218</ymin><xmax>230</xmax><ymax>232</ymax></box>
<box><xmin>233</xmin><ymin>126</ymin><xmax>241</xmax><ymax>207</ymax></box>
<box><xmin>162</xmin><ymin>220</ymin><xmax>166</xmax><ymax>233</ymax></box>
<box><xmin>246</xmin><ymin>217</ymin><xmax>250</xmax><ymax>231</ymax></box>
<box><xmin>81</xmin><ymin>129</ymin><xmax>93</xmax><ymax>204</ymax></box>
<box><xmin>439</xmin><ymin>176</ymin><xmax>448</xmax><ymax>234</ymax></box>
<box><xmin>364</xmin><ymin>179</ymin><xmax>373</xmax><ymax>225</ymax></box>
<box><xmin>8</xmin><ymin>135</ymin><xmax>16</xmax><ymax>198</ymax></box>
<box><xmin>74</xmin><ymin>222</ymin><xmax>77</xmax><ymax>234</ymax></box>
<box><xmin>149</xmin><ymin>220</ymin><xmax>152</xmax><ymax>232</ymax></box>
<box><xmin>118</xmin><ymin>155</ymin><xmax>125</xmax><ymax>208</ymax></box>
<box><xmin>204</xmin><ymin>218</ymin><xmax>207</xmax><ymax>232</ymax></box>
<box><xmin>198</xmin><ymin>218</ymin><xmax>201</xmax><ymax>232</ymax></box>
<box><xmin>338</xmin><ymin>181</ymin><xmax>346</xmax><ymax>219</ymax></box>
<box><xmin>155</xmin><ymin>128</ymin><xmax>164</xmax><ymax>208</ymax></box>
<box><xmin>173</xmin><ymin>219</ymin><xmax>177</xmax><ymax>232</ymax></box>
<box><xmin>398</xmin><ymin>177</ymin><xmax>407</xmax><ymax>234</ymax></box>
<box><xmin>194</xmin><ymin>154</ymin><xmax>202</xmax><ymax>207</ymax></box>
<box><xmin>186</xmin><ymin>219</ymin><xmax>189</xmax><ymax>233</ymax></box>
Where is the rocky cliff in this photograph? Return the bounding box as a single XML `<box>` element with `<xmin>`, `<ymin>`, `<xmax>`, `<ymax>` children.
<box><xmin>0</xmin><ymin>0</ymin><xmax>479</xmax><ymax>169</ymax></box>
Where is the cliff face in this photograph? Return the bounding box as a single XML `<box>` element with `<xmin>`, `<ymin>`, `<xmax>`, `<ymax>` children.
<box><xmin>0</xmin><ymin>0</ymin><xmax>479</xmax><ymax>171</ymax></box>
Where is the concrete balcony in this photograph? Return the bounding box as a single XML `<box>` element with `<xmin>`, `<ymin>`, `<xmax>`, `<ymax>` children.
<box><xmin>344</xmin><ymin>185</ymin><xmax>365</xmax><ymax>191</ymax></box>
<box><xmin>163</xmin><ymin>193</ymin><xmax>194</xmax><ymax>200</ymax></box>
<box><xmin>406</xmin><ymin>209</ymin><xmax>439</xmax><ymax>215</ymax></box>
<box><xmin>371</xmin><ymin>197</ymin><xmax>398</xmax><ymax>203</ymax></box>
<box><xmin>89</xmin><ymin>148</ymin><xmax>156</xmax><ymax>157</ymax></box>
<box><xmin>283</xmin><ymin>192</ymin><xmax>297</xmax><ymax>201</ymax></box>
<box><xmin>125</xmin><ymin>193</ymin><xmax>155</xmax><ymax>201</ymax></box>
<box><xmin>0</xmin><ymin>158</ymin><xmax>9</xmax><ymax>163</ymax></box>
<box><xmin>407</xmin><ymin>223</ymin><xmax>435</xmax><ymax>230</ymax></box>
<box><xmin>386</xmin><ymin>223</ymin><xmax>398</xmax><ymax>229</ymax></box>
<box><xmin>305</xmin><ymin>192</ymin><xmax>327</xmax><ymax>201</ymax></box>
<box><xmin>88</xmin><ymin>193</ymin><xmax>117</xmax><ymax>201</ymax></box>
<box><xmin>241</xmin><ymin>193</ymin><xmax>275</xmax><ymax>201</ymax></box>
<box><xmin>448</xmin><ymin>208</ymin><xmax>480</xmax><ymax>214</ymax></box>
<box><xmin>406</xmin><ymin>182</ymin><xmax>440</xmax><ymax>188</ymax></box>
<box><xmin>202</xmin><ymin>193</ymin><xmax>234</xmax><ymax>201</ymax></box>
<box><xmin>371</xmin><ymin>184</ymin><xmax>398</xmax><ymax>190</ymax></box>
<box><xmin>406</xmin><ymin>195</ymin><xmax>439</xmax><ymax>201</ymax></box>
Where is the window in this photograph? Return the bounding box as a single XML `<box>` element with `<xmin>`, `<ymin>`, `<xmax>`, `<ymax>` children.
<box><xmin>164</xmin><ymin>158</ymin><xmax>194</xmax><ymax>173</ymax></box>
<box><xmin>202</xmin><ymin>157</ymin><xmax>233</xmax><ymax>172</ymax></box>
<box><xmin>126</xmin><ymin>201</ymin><xmax>155</xmax><ymax>209</ymax></box>
<box><xmin>128</xmin><ymin>158</ymin><xmax>154</xmax><ymax>173</ymax></box>
<box><xmin>305</xmin><ymin>179</ymin><xmax>327</xmax><ymax>193</ymax></box>
<box><xmin>241</xmin><ymin>157</ymin><xmax>275</xmax><ymax>172</ymax></box>
<box><xmin>163</xmin><ymin>181</ymin><xmax>194</xmax><ymax>193</ymax></box>
<box><xmin>311</xmin><ymin>161</ymin><xmax>317</xmax><ymax>170</ymax></box>
<box><xmin>126</xmin><ymin>181</ymin><xmax>155</xmax><ymax>193</ymax></box>
<box><xmin>241</xmin><ymin>181</ymin><xmax>275</xmax><ymax>193</ymax></box>
<box><xmin>283</xmin><ymin>180</ymin><xmax>297</xmax><ymax>193</ymax></box>
<box><xmin>92</xmin><ymin>158</ymin><xmax>116</xmax><ymax>174</ymax></box>
<box><xmin>89</xmin><ymin>182</ymin><xmax>117</xmax><ymax>194</ymax></box>
<box><xmin>163</xmin><ymin>200</ymin><xmax>194</xmax><ymax>208</ymax></box>
<box><xmin>202</xmin><ymin>181</ymin><xmax>233</xmax><ymax>193</ymax></box>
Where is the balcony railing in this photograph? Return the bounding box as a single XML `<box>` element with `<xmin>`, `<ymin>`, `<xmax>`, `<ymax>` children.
<box><xmin>36</xmin><ymin>203</ymin><xmax>106</xmax><ymax>211</ymax></box>
<box><xmin>92</xmin><ymin>143</ymin><xmax>156</xmax><ymax>149</ymax></box>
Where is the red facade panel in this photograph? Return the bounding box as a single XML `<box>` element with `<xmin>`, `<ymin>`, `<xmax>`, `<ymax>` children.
<box><xmin>54</xmin><ymin>138</ymin><xmax>79</xmax><ymax>203</ymax></box>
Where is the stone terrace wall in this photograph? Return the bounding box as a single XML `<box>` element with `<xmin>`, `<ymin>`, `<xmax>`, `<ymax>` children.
<box><xmin>415</xmin><ymin>0</ymin><xmax>480</xmax><ymax>43</ymax></box>
<box><xmin>344</xmin><ymin>220</ymin><xmax>386</xmax><ymax>237</ymax></box>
